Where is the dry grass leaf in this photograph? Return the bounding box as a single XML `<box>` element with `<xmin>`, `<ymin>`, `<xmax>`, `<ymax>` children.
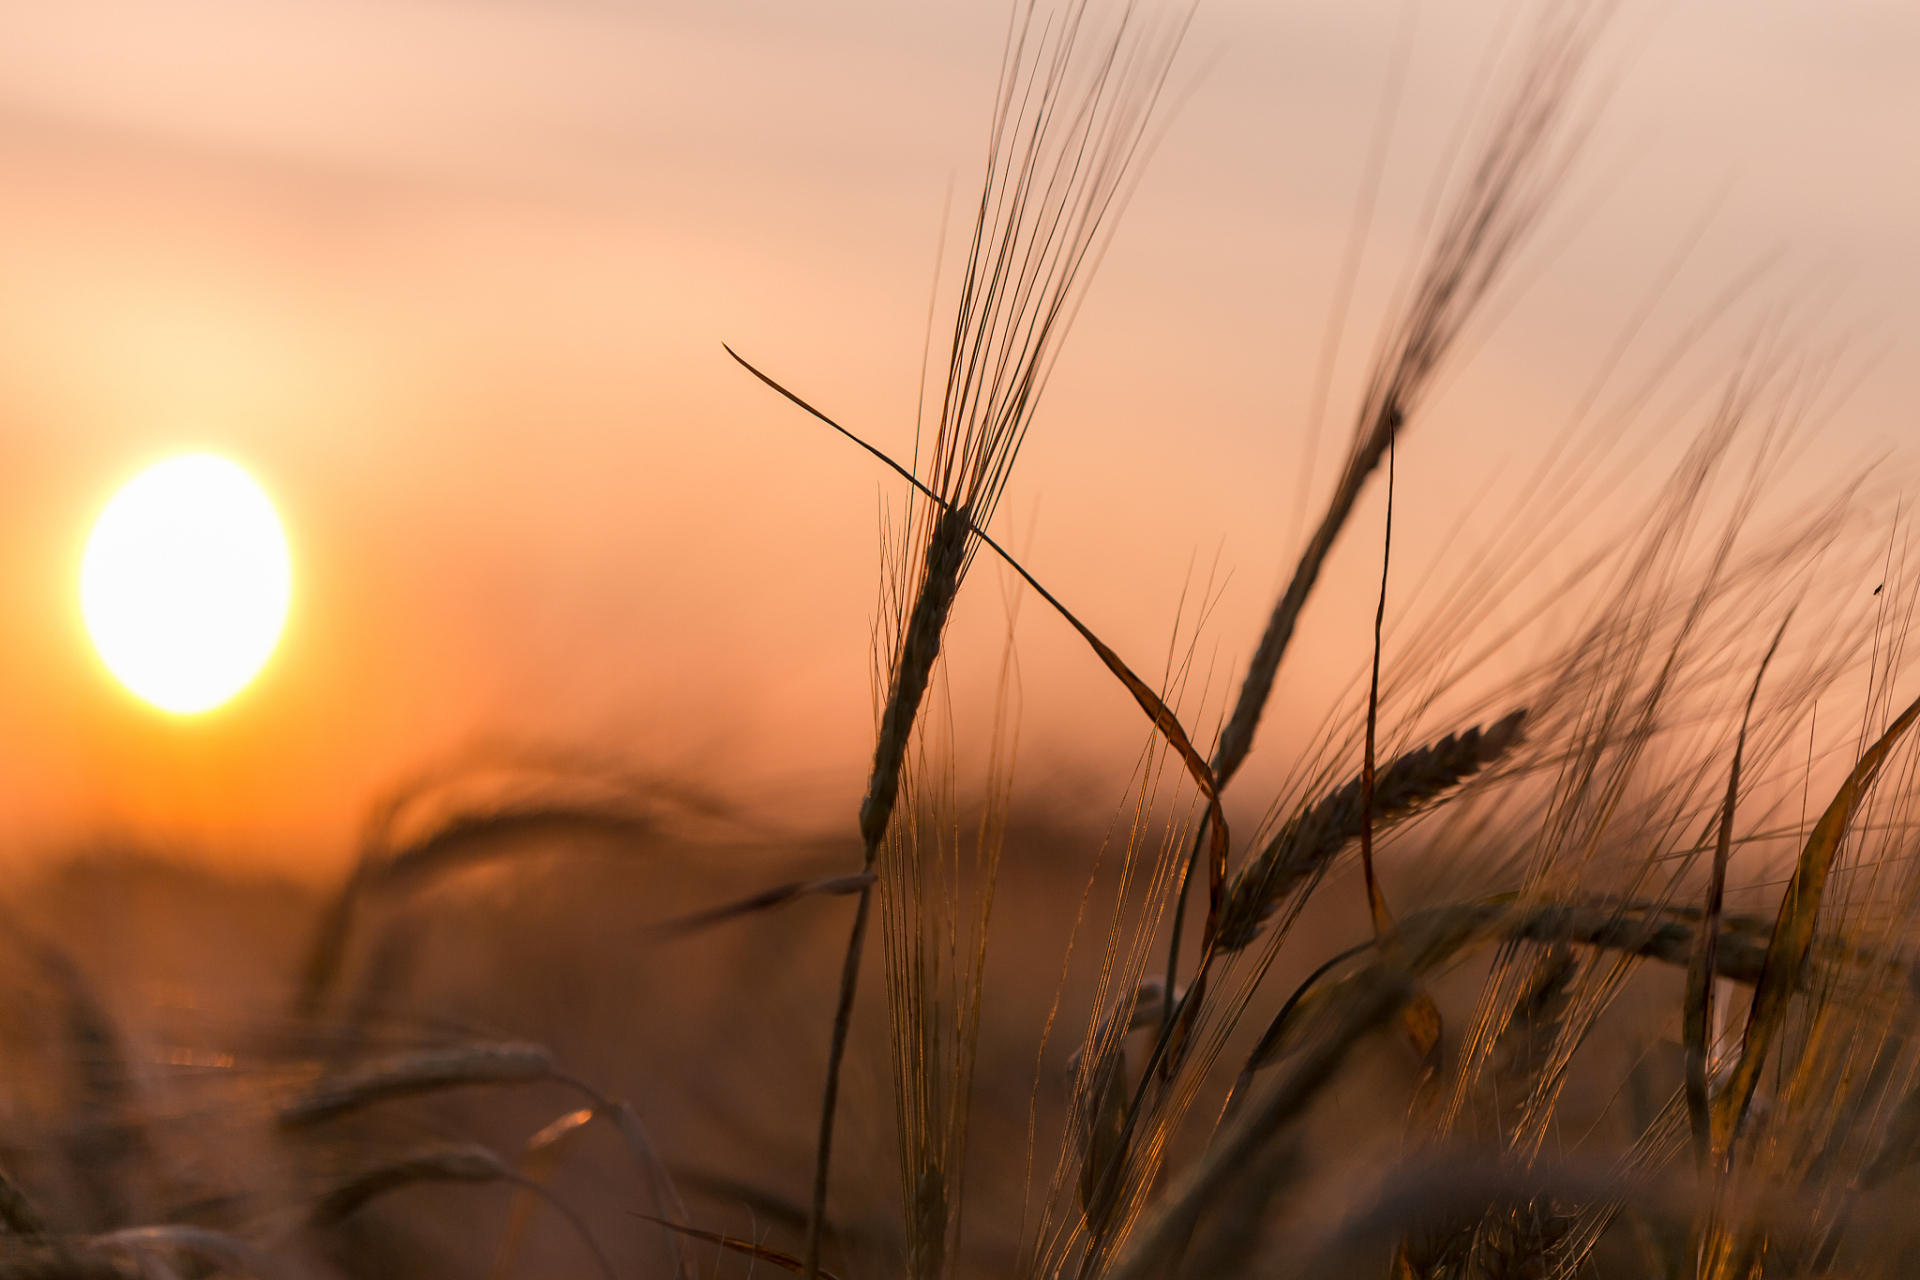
<box><xmin>1714</xmin><ymin>687</ymin><xmax>1920</xmax><ymax>1159</ymax></box>
<box><xmin>631</xmin><ymin>1213</ymin><xmax>847</xmax><ymax>1280</ymax></box>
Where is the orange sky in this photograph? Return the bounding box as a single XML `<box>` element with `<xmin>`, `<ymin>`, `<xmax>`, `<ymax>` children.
<box><xmin>0</xmin><ymin>0</ymin><xmax>1913</xmax><ymax>876</ymax></box>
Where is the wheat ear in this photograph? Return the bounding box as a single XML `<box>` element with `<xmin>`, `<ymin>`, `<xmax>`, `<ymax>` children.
<box><xmin>1217</xmin><ymin>712</ymin><xmax>1527</xmax><ymax>954</ymax></box>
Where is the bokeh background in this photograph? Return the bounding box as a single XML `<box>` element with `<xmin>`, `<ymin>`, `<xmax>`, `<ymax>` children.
<box><xmin>0</xmin><ymin>0</ymin><xmax>1912</xmax><ymax>875</ymax></box>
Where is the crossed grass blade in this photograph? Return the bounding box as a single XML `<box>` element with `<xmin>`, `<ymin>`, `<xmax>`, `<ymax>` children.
<box><xmin>723</xmin><ymin>340</ymin><xmax>1230</xmax><ymax>1278</ymax></box>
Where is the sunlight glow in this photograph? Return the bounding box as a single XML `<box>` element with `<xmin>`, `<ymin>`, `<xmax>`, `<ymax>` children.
<box><xmin>81</xmin><ymin>454</ymin><xmax>292</xmax><ymax>715</ymax></box>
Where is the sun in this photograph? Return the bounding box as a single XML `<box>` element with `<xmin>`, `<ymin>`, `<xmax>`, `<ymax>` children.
<box><xmin>80</xmin><ymin>453</ymin><xmax>292</xmax><ymax>715</ymax></box>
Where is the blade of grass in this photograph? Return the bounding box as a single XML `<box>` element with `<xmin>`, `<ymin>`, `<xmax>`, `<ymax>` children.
<box><xmin>648</xmin><ymin>872</ymin><xmax>876</xmax><ymax>940</ymax></box>
<box><xmin>632</xmin><ymin>1214</ymin><xmax>846</xmax><ymax>1280</ymax></box>
<box><xmin>491</xmin><ymin>1108</ymin><xmax>595</xmax><ymax>1280</ymax></box>
<box><xmin>1359</xmin><ymin>432</ymin><xmax>1446</xmax><ymax>1079</ymax></box>
<box><xmin>1104</xmin><ymin>960</ymin><xmax>1415</xmax><ymax>1280</ymax></box>
<box><xmin>1685</xmin><ymin>613</ymin><xmax>1790</xmax><ymax>1168</ymax></box>
<box><xmin>1713</xmin><ymin>685</ymin><xmax>1920</xmax><ymax>1157</ymax></box>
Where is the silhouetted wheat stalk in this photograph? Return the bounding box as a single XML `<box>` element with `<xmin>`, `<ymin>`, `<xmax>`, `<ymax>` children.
<box><xmin>725</xmin><ymin>3</ymin><xmax>1199</xmax><ymax>1275</ymax></box>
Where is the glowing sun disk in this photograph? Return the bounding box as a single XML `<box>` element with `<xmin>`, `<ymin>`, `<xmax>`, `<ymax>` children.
<box><xmin>81</xmin><ymin>454</ymin><xmax>292</xmax><ymax>715</ymax></box>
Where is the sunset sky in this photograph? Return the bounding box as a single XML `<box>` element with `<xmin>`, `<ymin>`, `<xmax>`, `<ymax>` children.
<box><xmin>0</xmin><ymin>0</ymin><xmax>1912</xmax><ymax>875</ymax></box>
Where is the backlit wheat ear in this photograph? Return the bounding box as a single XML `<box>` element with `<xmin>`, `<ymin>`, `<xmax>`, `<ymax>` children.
<box><xmin>1217</xmin><ymin>712</ymin><xmax>1527</xmax><ymax>955</ymax></box>
<box><xmin>649</xmin><ymin>871</ymin><xmax>876</xmax><ymax>939</ymax></box>
<box><xmin>1227</xmin><ymin>897</ymin><xmax>1799</xmax><ymax>1115</ymax></box>
<box><xmin>1159</xmin><ymin>0</ymin><xmax>1619</xmax><ymax>1015</ymax></box>
<box><xmin>310</xmin><ymin>1143</ymin><xmax>514</xmax><ymax>1225</ymax></box>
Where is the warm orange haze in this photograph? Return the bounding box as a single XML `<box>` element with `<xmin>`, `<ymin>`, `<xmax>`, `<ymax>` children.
<box><xmin>1</xmin><ymin>2</ymin><xmax>1920</xmax><ymax>1277</ymax></box>
<box><xmin>0</xmin><ymin>0</ymin><xmax>1912</xmax><ymax>872</ymax></box>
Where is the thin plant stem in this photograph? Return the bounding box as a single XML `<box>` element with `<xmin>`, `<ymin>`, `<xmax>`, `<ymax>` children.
<box><xmin>1361</xmin><ymin>435</ymin><xmax>1396</xmax><ymax>935</ymax></box>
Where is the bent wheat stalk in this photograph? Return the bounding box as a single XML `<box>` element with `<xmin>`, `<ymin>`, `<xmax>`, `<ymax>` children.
<box><xmin>311</xmin><ymin>1144</ymin><xmax>619</xmax><ymax>1280</ymax></box>
<box><xmin>283</xmin><ymin>1042</ymin><xmax>692</xmax><ymax>1279</ymax></box>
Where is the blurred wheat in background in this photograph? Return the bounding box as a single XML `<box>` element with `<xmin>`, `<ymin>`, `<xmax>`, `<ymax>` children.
<box><xmin>1</xmin><ymin>0</ymin><xmax>1918</xmax><ymax>1278</ymax></box>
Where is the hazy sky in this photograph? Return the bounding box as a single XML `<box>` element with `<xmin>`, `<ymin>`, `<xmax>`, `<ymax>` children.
<box><xmin>0</xmin><ymin>0</ymin><xmax>1913</xmax><ymax>874</ymax></box>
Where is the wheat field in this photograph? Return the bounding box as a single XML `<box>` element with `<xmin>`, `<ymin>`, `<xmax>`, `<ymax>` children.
<box><xmin>2</xmin><ymin>1</ymin><xmax>1918</xmax><ymax>1278</ymax></box>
